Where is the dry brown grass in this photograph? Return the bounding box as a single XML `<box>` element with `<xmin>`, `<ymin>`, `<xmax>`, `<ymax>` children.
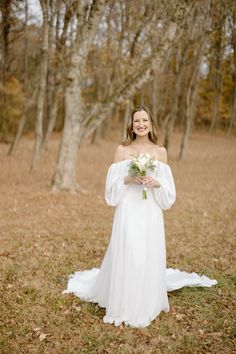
<box><xmin>0</xmin><ymin>130</ymin><xmax>235</xmax><ymax>353</ymax></box>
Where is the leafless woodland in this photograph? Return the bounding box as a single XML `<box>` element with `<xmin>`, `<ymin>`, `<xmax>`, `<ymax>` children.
<box><xmin>0</xmin><ymin>0</ymin><xmax>236</xmax><ymax>191</ymax></box>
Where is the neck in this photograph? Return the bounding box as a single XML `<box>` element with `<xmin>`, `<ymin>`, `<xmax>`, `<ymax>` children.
<box><xmin>133</xmin><ymin>135</ymin><xmax>150</xmax><ymax>145</ymax></box>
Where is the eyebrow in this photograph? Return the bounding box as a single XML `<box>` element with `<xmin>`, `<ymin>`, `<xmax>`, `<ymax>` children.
<box><xmin>134</xmin><ymin>117</ymin><xmax>148</xmax><ymax>121</ymax></box>
<box><xmin>133</xmin><ymin>117</ymin><xmax>149</xmax><ymax>120</ymax></box>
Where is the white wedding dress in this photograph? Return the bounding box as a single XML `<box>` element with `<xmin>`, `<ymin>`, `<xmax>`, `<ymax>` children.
<box><xmin>63</xmin><ymin>159</ymin><xmax>217</xmax><ymax>328</ymax></box>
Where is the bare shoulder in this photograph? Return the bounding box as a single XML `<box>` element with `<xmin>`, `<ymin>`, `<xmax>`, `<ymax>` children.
<box><xmin>155</xmin><ymin>145</ymin><xmax>168</xmax><ymax>164</ymax></box>
<box><xmin>113</xmin><ymin>144</ymin><xmax>131</xmax><ymax>163</ymax></box>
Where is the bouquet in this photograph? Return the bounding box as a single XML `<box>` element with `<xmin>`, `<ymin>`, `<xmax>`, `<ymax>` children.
<box><xmin>128</xmin><ymin>153</ymin><xmax>156</xmax><ymax>199</ymax></box>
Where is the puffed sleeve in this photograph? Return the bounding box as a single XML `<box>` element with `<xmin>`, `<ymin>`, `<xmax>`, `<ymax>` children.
<box><xmin>105</xmin><ymin>162</ymin><xmax>129</xmax><ymax>207</ymax></box>
<box><xmin>153</xmin><ymin>161</ymin><xmax>176</xmax><ymax>210</ymax></box>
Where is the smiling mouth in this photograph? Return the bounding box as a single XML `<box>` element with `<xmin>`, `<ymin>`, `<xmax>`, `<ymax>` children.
<box><xmin>137</xmin><ymin>128</ymin><xmax>147</xmax><ymax>131</ymax></box>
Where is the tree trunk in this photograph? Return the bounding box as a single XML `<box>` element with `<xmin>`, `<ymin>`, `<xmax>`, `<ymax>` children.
<box><xmin>23</xmin><ymin>0</ymin><xmax>29</xmax><ymax>88</ymax></box>
<box><xmin>7</xmin><ymin>0</ymin><xmax>31</xmax><ymax>156</ymax></box>
<box><xmin>44</xmin><ymin>0</ymin><xmax>56</xmax><ymax>130</ymax></box>
<box><xmin>31</xmin><ymin>0</ymin><xmax>49</xmax><ymax>169</ymax></box>
<box><xmin>179</xmin><ymin>39</ymin><xmax>208</xmax><ymax>159</ymax></box>
<box><xmin>227</xmin><ymin>8</ymin><xmax>236</xmax><ymax>138</ymax></box>
<box><xmin>55</xmin><ymin>0</ymin><xmax>61</xmax><ymax>50</ymax></box>
<box><xmin>163</xmin><ymin>48</ymin><xmax>187</xmax><ymax>150</ymax></box>
<box><xmin>91</xmin><ymin>124</ymin><xmax>105</xmax><ymax>145</ymax></box>
<box><xmin>152</xmin><ymin>75</ymin><xmax>158</xmax><ymax>125</ymax></box>
<box><xmin>209</xmin><ymin>25</ymin><xmax>223</xmax><ymax>134</ymax></box>
<box><xmin>39</xmin><ymin>82</ymin><xmax>61</xmax><ymax>156</ymax></box>
<box><xmin>0</xmin><ymin>0</ymin><xmax>11</xmax><ymax>83</ymax></box>
<box><xmin>179</xmin><ymin>59</ymin><xmax>201</xmax><ymax>159</ymax></box>
<box><xmin>38</xmin><ymin>0</ymin><xmax>59</xmax><ymax>158</ymax></box>
<box><xmin>140</xmin><ymin>86</ymin><xmax>145</xmax><ymax>105</ymax></box>
<box><xmin>52</xmin><ymin>54</ymin><xmax>84</xmax><ymax>192</ymax></box>
<box><xmin>8</xmin><ymin>87</ymin><xmax>38</xmax><ymax>155</ymax></box>
<box><xmin>227</xmin><ymin>82</ymin><xmax>236</xmax><ymax>138</ymax></box>
<box><xmin>123</xmin><ymin>100</ymin><xmax>131</xmax><ymax>140</ymax></box>
<box><xmin>52</xmin><ymin>0</ymin><xmax>109</xmax><ymax>192</ymax></box>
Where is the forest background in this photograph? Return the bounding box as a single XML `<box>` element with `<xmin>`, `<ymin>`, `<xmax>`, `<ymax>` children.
<box><xmin>0</xmin><ymin>0</ymin><xmax>236</xmax><ymax>353</ymax></box>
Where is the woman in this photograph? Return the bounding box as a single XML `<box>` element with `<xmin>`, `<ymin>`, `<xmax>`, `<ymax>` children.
<box><xmin>63</xmin><ymin>105</ymin><xmax>217</xmax><ymax>328</ymax></box>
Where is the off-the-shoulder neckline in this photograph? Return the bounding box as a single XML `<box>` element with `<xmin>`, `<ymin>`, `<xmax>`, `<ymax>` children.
<box><xmin>110</xmin><ymin>158</ymin><xmax>169</xmax><ymax>167</ymax></box>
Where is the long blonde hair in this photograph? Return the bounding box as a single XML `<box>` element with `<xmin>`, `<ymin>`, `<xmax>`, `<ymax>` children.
<box><xmin>122</xmin><ymin>105</ymin><xmax>159</xmax><ymax>146</ymax></box>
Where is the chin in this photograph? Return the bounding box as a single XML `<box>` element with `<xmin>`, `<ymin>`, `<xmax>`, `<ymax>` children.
<box><xmin>135</xmin><ymin>131</ymin><xmax>149</xmax><ymax>137</ymax></box>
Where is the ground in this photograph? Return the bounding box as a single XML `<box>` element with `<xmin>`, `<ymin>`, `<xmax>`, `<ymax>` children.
<box><xmin>0</xmin><ymin>130</ymin><xmax>235</xmax><ymax>353</ymax></box>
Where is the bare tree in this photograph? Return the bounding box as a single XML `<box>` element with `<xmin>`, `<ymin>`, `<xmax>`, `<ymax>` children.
<box><xmin>8</xmin><ymin>86</ymin><xmax>38</xmax><ymax>155</ymax></box>
<box><xmin>123</xmin><ymin>99</ymin><xmax>131</xmax><ymax>140</ymax></box>
<box><xmin>163</xmin><ymin>1</ymin><xmax>212</xmax><ymax>151</ymax></box>
<box><xmin>81</xmin><ymin>23</ymin><xmax>180</xmax><ymax>140</ymax></box>
<box><xmin>227</xmin><ymin>6</ymin><xmax>236</xmax><ymax>138</ymax></box>
<box><xmin>151</xmin><ymin>75</ymin><xmax>158</xmax><ymax>125</ymax></box>
<box><xmin>163</xmin><ymin>44</ymin><xmax>189</xmax><ymax>150</ymax></box>
<box><xmin>179</xmin><ymin>39</ymin><xmax>208</xmax><ymax>160</ymax></box>
<box><xmin>0</xmin><ymin>0</ymin><xmax>12</xmax><ymax>83</ymax></box>
<box><xmin>209</xmin><ymin>12</ymin><xmax>224</xmax><ymax>133</ymax></box>
<box><xmin>52</xmin><ymin>1</ymin><xmax>109</xmax><ymax>192</ymax></box>
<box><xmin>8</xmin><ymin>0</ymin><xmax>30</xmax><ymax>155</ymax></box>
<box><xmin>38</xmin><ymin>0</ymin><xmax>62</xmax><ymax>157</ymax></box>
<box><xmin>31</xmin><ymin>0</ymin><xmax>49</xmax><ymax>169</ymax></box>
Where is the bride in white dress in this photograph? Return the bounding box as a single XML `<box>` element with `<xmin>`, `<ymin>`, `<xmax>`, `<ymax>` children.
<box><xmin>63</xmin><ymin>105</ymin><xmax>217</xmax><ymax>328</ymax></box>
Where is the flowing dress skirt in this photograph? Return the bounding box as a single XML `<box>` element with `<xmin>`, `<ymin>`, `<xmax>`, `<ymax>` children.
<box><xmin>63</xmin><ymin>160</ymin><xmax>217</xmax><ymax>328</ymax></box>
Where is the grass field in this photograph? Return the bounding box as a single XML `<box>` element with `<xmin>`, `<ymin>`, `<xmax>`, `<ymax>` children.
<box><xmin>0</xmin><ymin>131</ymin><xmax>235</xmax><ymax>353</ymax></box>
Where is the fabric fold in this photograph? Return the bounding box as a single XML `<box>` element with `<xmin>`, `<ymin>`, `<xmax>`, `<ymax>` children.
<box><xmin>153</xmin><ymin>161</ymin><xmax>176</xmax><ymax>210</ymax></box>
<box><xmin>105</xmin><ymin>161</ymin><xmax>130</xmax><ymax>207</ymax></box>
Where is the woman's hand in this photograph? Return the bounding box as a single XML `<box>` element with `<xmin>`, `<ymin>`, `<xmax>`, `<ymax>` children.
<box><xmin>124</xmin><ymin>176</ymin><xmax>146</xmax><ymax>185</ymax></box>
<box><xmin>140</xmin><ymin>176</ymin><xmax>160</xmax><ymax>188</ymax></box>
<box><xmin>124</xmin><ymin>176</ymin><xmax>160</xmax><ymax>187</ymax></box>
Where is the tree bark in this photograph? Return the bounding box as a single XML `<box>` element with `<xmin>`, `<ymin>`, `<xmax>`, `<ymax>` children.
<box><xmin>152</xmin><ymin>75</ymin><xmax>158</xmax><ymax>125</ymax></box>
<box><xmin>163</xmin><ymin>47</ymin><xmax>187</xmax><ymax>150</ymax></box>
<box><xmin>209</xmin><ymin>24</ymin><xmax>223</xmax><ymax>134</ymax></box>
<box><xmin>31</xmin><ymin>0</ymin><xmax>49</xmax><ymax>169</ymax></box>
<box><xmin>91</xmin><ymin>123</ymin><xmax>105</xmax><ymax>144</ymax></box>
<box><xmin>227</xmin><ymin>7</ymin><xmax>236</xmax><ymax>138</ymax></box>
<box><xmin>23</xmin><ymin>0</ymin><xmax>29</xmax><ymax>88</ymax></box>
<box><xmin>0</xmin><ymin>0</ymin><xmax>11</xmax><ymax>83</ymax></box>
<box><xmin>123</xmin><ymin>100</ymin><xmax>131</xmax><ymax>140</ymax></box>
<box><xmin>52</xmin><ymin>0</ymin><xmax>109</xmax><ymax>192</ymax></box>
<box><xmin>52</xmin><ymin>81</ymin><xmax>83</xmax><ymax>193</ymax></box>
<box><xmin>227</xmin><ymin>81</ymin><xmax>236</xmax><ymax>137</ymax></box>
<box><xmin>179</xmin><ymin>39</ymin><xmax>207</xmax><ymax>160</ymax></box>
<box><xmin>179</xmin><ymin>0</ymin><xmax>212</xmax><ymax>159</ymax></box>
<box><xmin>8</xmin><ymin>86</ymin><xmax>38</xmax><ymax>155</ymax></box>
<box><xmin>38</xmin><ymin>0</ymin><xmax>59</xmax><ymax>158</ymax></box>
<box><xmin>7</xmin><ymin>0</ymin><xmax>31</xmax><ymax>156</ymax></box>
<box><xmin>40</xmin><ymin>80</ymin><xmax>61</xmax><ymax>156</ymax></box>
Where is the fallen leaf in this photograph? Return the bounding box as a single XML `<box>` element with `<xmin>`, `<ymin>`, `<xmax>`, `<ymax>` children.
<box><xmin>33</xmin><ymin>327</ymin><xmax>41</xmax><ymax>332</ymax></box>
<box><xmin>174</xmin><ymin>313</ymin><xmax>185</xmax><ymax>321</ymax></box>
<box><xmin>39</xmin><ymin>333</ymin><xmax>47</xmax><ymax>341</ymax></box>
<box><xmin>74</xmin><ymin>306</ymin><xmax>81</xmax><ymax>312</ymax></box>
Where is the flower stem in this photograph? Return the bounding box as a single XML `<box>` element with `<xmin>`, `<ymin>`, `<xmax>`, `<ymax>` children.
<box><xmin>142</xmin><ymin>188</ymin><xmax>148</xmax><ymax>199</ymax></box>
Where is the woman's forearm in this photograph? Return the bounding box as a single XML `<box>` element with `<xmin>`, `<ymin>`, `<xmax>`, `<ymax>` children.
<box><xmin>153</xmin><ymin>179</ymin><xmax>161</xmax><ymax>188</ymax></box>
<box><xmin>124</xmin><ymin>176</ymin><xmax>131</xmax><ymax>185</ymax></box>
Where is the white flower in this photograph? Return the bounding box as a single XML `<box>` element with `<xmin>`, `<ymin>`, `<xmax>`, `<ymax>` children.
<box><xmin>128</xmin><ymin>153</ymin><xmax>156</xmax><ymax>199</ymax></box>
<box><xmin>136</xmin><ymin>153</ymin><xmax>150</xmax><ymax>171</ymax></box>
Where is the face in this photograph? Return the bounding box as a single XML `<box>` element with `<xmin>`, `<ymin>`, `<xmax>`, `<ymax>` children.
<box><xmin>132</xmin><ymin>110</ymin><xmax>151</xmax><ymax>137</ymax></box>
